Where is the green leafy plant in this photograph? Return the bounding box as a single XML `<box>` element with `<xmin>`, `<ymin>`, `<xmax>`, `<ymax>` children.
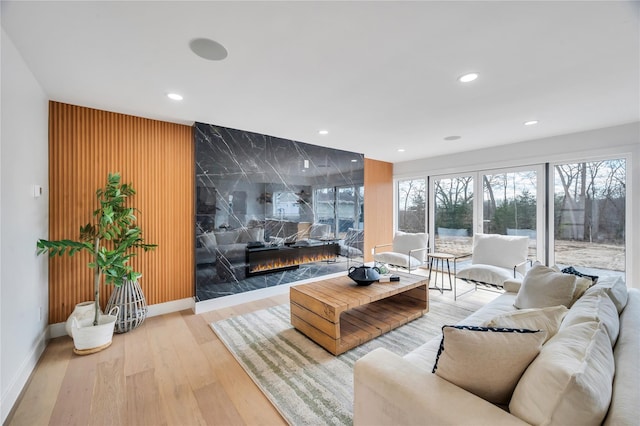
<box><xmin>37</xmin><ymin>173</ymin><xmax>156</xmax><ymax>326</ymax></box>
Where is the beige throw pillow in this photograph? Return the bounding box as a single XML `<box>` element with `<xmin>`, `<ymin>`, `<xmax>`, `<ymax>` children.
<box><xmin>510</xmin><ymin>321</ymin><xmax>615</xmax><ymax>426</ymax></box>
<box><xmin>432</xmin><ymin>325</ymin><xmax>546</xmax><ymax>406</ymax></box>
<box><xmin>514</xmin><ymin>263</ymin><xmax>577</xmax><ymax>309</ymax></box>
<box><xmin>561</xmin><ymin>287</ymin><xmax>620</xmax><ymax>346</ymax></box>
<box><xmin>484</xmin><ymin>305</ymin><xmax>568</xmax><ymax>343</ymax></box>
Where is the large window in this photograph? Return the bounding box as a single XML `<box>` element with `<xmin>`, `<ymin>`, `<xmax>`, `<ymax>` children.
<box><xmin>552</xmin><ymin>159</ymin><xmax>626</xmax><ymax>278</ymax></box>
<box><xmin>397</xmin><ymin>179</ymin><xmax>426</xmax><ymax>233</ymax></box>
<box><xmin>483</xmin><ymin>169</ymin><xmax>539</xmax><ymax>259</ymax></box>
<box><xmin>433</xmin><ymin>176</ymin><xmax>474</xmax><ymax>255</ymax></box>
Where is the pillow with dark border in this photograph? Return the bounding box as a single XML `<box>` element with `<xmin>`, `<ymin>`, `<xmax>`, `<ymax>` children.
<box><xmin>432</xmin><ymin>325</ymin><xmax>546</xmax><ymax>405</ymax></box>
<box><xmin>561</xmin><ymin>266</ymin><xmax>598</xmax><ymax>284</ymax></box>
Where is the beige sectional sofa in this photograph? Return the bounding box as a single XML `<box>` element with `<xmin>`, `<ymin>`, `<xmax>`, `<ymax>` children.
<box><xmin>354</xmin><ymin>272</ymin><xmax>639</xmax><ymax>425</ymax></box>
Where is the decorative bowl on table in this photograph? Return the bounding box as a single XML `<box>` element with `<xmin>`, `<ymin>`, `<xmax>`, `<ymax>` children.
<box><xmin>348</xmin><ymin>266</ymin><xmax>381</xmax><ymax>286</ymax></box>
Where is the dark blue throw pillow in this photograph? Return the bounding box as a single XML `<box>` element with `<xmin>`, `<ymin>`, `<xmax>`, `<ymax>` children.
<box><xmin>561</xmin><ymin>266</ymin><xmax>598</xmax><ymax>284</ymax></box>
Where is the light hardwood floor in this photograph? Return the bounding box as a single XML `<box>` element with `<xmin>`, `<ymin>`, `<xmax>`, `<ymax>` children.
<box><xmin>6</xmin><ymin>275</ymin><xmax>496</xmax><ymax>426</ymax></box>
<box><xmin>6</xmin><ymin>294</ymin><xmax>290</xmax><ymax>426</ymax></box>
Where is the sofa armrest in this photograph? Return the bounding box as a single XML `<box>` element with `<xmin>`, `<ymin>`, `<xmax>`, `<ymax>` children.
<box><xmin>354</xmin><ymin>348</ymin><xmax>528</xmax><ymax>426</ymax></box>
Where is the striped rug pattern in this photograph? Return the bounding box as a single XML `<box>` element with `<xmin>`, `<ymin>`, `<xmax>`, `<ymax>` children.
<box><xmin>211</xmin><ymin>298</ymin><xmax>478</xmax><ymax>425</ymax></box>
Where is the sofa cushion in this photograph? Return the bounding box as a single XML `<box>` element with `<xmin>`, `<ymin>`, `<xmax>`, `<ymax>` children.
<box><xmin>605</xmin><ymin>289</ymin><xmax>640</xmax><ymax>425</ymax></box>
<box><xmin>215</xmin><ymin>230</ymin><xmax>239</xmax><ymax>245</ymax></box>
<box><xmin>514</xmin><ymin>263</ymin><xmax>577</xmax><ymax>309</ymax></box>
<box><xmin>308</xmin><ymin>223</ymin><xmax>331</xmax><ymax>239</ymax></box>
<box><xmin>561</xmin><ymin>287</ymin><xmax>620</xmax><ymax>346</ymax></box>
<box><xmin>509</xmin><ymin>321</ymin><xmax>615</xmax><ymax>426</ymax></box>
<box><xmin>237</xmin><ymin>227</ymin><xmax>264</xmax><ymax>244</ymax></box>
<box><xmin>587</xmin><ymin>276</ymin><xmax>628</xmax><ymax>314</ymax></box>
<box><xmin>457</xmin><ymin>264</ymin><xmax>522</xmax><ymax>286</ymax></box>
<box><xmin>432</xmin><ymin>325</ymin><xmax>546</xmax><ymax>406</ymax></box>
<box><xmin>484</xmin><ymin>305</ymin><xmax>568</xmax><ymax>343</ymax></box>
<box><xmin>374</xmin><ymin>252</ymin><xmax>422</xmax><ymax>269</ymax></box>
<box><xmin>471</xmin><ymin>233</ymin><xmax>529</xmax><ymax>272</ymax></box>
<box><xmin>392</xmin><ymin>231</ymin><xmax>428</xmax><ymax>262</ymax></box>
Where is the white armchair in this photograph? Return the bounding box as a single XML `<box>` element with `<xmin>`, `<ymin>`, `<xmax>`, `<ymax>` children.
<box><xmin>456</xmin><ymin>233</ymin><xmax>530</xmax><ymax>293</ymax></box>
<box><xmin>373</xmin><ymin>231</ymin><xmax>429</xmax><ymax>273</ymax></box>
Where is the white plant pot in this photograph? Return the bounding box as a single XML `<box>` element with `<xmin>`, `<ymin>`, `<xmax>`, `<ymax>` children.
<box><xmin>65</xmin><ymin>301</ymin><xmax>103</xmax><ymax>337</ymax></box>
<box><xmin>71</xmin><ymin>306</ymin><xmax>119</xmax><ymax>353</ymax></box>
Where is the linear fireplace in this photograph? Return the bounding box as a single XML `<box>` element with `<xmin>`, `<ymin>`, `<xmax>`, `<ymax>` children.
<box><xmin>246</xmin><ymin>243</ymin><xmax>339</xmax><ymax>276</ymax></box>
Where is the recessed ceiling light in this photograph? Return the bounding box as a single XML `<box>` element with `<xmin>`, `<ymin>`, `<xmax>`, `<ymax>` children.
<box><xmin>444</xmin><ymin>135</ymin><xmax>461</xmax><ymax>141</ymax></box>
<box><xmin>189</xmin><ymin>38</ymin><xmax>228</xmax><ymax>61</ymax></box>
<box><xmin>397</xmin><ymin>148</ymin><xmax>406</xmax><ymax>152</ymax></box>
<box><xmin>318</xmin><ymin>130</ymin><xmax>329</xmax><ymax>135</ymax></box>
<box><xmin>167</xmin><ymin>93</ymin><xmax>183</xmax><ymax>101</ymax></box>
<box><xmin>458</xmin><ymin>73</ymin><xmax>479</xmax><ymax>83</ymax></box>
<box><xmin>351</xmin><ymin>159</ymin><xmax>358</xmax><ymax>163</ymax></box>
<box><xmin>524</xmin><ymin>120</ymin><xmax>539</xmax><ymax>126</ymax></box>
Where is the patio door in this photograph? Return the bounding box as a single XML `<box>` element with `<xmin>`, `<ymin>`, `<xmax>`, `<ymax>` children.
<box><xmin>481</xmin><ymin>168</ymin><xmax>543</xmax><ymax>260</ymax></box>
<box><xmin>550</xmin><ymin>158</ymin><xmax>626</xmax><ymax>280</ymax></box>
<box><xmin>430</xmin><ymin>166</ymin><xmax>543</xmax><ymax>259</ymax></box>
<box><xmin>431</xmin><ymin>175</ymin><xmax>474</xmax><ymax>255</ymax></box>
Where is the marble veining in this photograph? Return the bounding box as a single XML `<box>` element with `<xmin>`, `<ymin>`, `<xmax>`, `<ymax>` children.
<box><xmin>194</xmin><ymin>122</ymin><xmax>365</xmax><ymax>301</ymax></box>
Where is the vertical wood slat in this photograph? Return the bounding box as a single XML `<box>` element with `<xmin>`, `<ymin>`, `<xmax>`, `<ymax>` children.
<box><xmin>48</xmin><ymin>102</ymin><xmax>194</xmax><ymax>324</ymax></box>
<box><xmin>363</xmin><ymin>158</ymin><xmax>394</xmax><ymax>262</ymax></box>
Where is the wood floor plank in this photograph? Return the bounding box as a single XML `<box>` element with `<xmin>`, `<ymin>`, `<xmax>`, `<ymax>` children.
<box><xmin>89</xmin><ymin>357</ymin><xmax>126</xmax><ymax>426</ymax></box>
<box><xmin>125</xmin><ymin>369</ymin><xmax>165</xmax><ymax>426</ymax></box>
<box><xmin>48</xmin><ymin>349</ymin><xmax>98</xmax><ymax>426</ymax></box>
<box><xmin>181</xmin><ymin>309</ymin><xmax>216</xmax><ymax>345</ymax></box>
<box><xmin>5</xmin><ymin>338</ymin><xmax>73</xmax><ymax>426</ymax></box>
<box><xmin>201</xmin><ymin>339</ymin><xmax>286</xmax><ymax>426</ymax></box>
<box><xmin>165</xmin><ymin>311</ymin><xmax>216</xmax><ymax>391</ymax></box>
<box><xmin>123</xmin><ymin>325</ymin><xmax>154</xmax><ymax>377</ymax></box>
<box><xmin>145</xmin><ymin>312</ymin><xmax>208</xmax><ymax>426</ymax></box>
<box><xmin>193</xmin><ymin>382</ymin><xmax>245</xmax><ymax>426</ymax></box>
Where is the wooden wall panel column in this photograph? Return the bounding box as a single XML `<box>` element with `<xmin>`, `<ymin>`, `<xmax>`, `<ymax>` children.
<box><xmin>48</xmin><ymin>102</ymin><xmax>194</xmax><ymax>324</ymax></box>
<box><xmin>363</xmin><ymin>158</ymin><xmax>393</xmax><ymax>262</ymax></box>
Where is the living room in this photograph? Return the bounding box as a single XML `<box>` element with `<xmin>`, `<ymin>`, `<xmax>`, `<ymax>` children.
<box><xmin>2</xmin><ymin>1</ymin><xmax>639</xmax><ymax>425</ymax></box>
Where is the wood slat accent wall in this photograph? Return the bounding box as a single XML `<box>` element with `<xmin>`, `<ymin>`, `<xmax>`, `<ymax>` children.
<box><xmin>48</xmin><ymin>102</ymin><xmax>194</xmax><ymax>324</ymax></box>
<box><xmin>363</xmin><ymin>158</ymin><xmax>394</xmax><ymax>262</ymax></box>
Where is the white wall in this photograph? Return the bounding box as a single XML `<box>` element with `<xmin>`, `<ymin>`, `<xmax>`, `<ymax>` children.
<box><xmin>394</xmin><ymin>122</ymin><xmax>640</xmax><ymax>289</ymax></box>
<box><xmin>0</xmin><ymin>28</ymin><xmax>50</xmax><ymax>422</ymax></box>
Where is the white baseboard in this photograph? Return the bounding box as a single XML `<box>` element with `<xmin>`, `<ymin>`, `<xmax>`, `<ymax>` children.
<box><xmin>194</xmin><ymin>270</ymin><xmax>347</xmax><ymax>314</ymax></box>
<box><xmin>48</xmin><ymin>297</ymin><xmax>195</xmax><ymax>339</ymax></box>
<box><xmin>147</xmin><ymin>297</ymin><xmax>194</xmax><ymax>317</ymax></box>
<box><xmin>1</xmin><ymin>328</ymin><xmax>48</xmax><ymax>424</ymax></box>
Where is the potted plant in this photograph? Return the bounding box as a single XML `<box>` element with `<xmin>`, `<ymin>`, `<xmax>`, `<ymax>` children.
<box><xmin>37</xmin><ymin>172</ymin><xmax>156</xmax><ymax>353</ymax></box>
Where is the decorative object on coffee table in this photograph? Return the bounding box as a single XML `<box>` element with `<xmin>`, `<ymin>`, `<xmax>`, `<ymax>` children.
<box><xmin>347</xmin><ymin>265</ymin><xmax>381</xmax><ymax>285</ymax></box>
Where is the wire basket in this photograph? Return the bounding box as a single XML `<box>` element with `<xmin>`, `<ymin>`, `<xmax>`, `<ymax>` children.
<box><xmin>106</xmin><ymin>279</ymin><xmax>148</xmax><ymax>333</ymax></box>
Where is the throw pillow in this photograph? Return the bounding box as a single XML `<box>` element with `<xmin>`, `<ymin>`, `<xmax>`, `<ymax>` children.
<box><xmin>570</xmin><ymin>277</ymin><xmax>593</xmax><ymax>307</ymax></box>
<box><xmin>484</xmin><ymin>305</ymin><xmax>568</xmax><ymax>343</ymax></box>
<box><xmin>432</xmin><ymin>325</ymin><xmax>546</xmax><ymax>406</ymax></box>
<box><xmin>586</xmin><ymin>276</ymin><xmax>628</xmax><ymax>314</ymax></box>
<box><xmin>561</xmin><ymin>265</ymin><xmax>599</xmax><ymax>284</ymax></box>
<box><xmin>561</xmin><ymin>287</ymin><xmax>620</xmax><ymax>346</ymax></box>
<box><xmin>510</xmin><ymin>321</ymin><xmax>615</xmax><ymax>426</ymax></box>
<box><xmin>514</xmin><ymin>263</ymin><xmax>577</xmax><ymax>309</ymax></box>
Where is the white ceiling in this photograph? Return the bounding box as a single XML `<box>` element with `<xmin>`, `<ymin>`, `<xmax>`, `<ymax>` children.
<box><xmin>2</xmin><ymin>1</ymin><xmax>639</xmax><ymax>163</ymax></box>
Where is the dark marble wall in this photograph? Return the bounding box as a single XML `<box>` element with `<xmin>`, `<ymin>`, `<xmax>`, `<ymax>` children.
<box><xmin>194</xmin><ymin>122</ymin><xmax>365</xmax><ymax>301</ymax></box>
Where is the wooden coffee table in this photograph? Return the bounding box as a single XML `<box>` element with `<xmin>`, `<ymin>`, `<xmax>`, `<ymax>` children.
<box><xmin>290</xmin><ymin>271</ymin><xmax>429</xmax><ymax>355</ymax></box>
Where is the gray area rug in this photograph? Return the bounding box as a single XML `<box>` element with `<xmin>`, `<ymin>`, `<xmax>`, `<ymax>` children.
<box><xmin>210</xmin><ymin>296</ymin><xmax>480</xmax><ymax>425</ymax></box>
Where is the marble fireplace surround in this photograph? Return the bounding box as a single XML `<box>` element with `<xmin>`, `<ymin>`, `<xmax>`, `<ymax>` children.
<box><xmin>194</xmin><ymin>122</ymin><xmax>365</xmax><ymax>303</ymax></box>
